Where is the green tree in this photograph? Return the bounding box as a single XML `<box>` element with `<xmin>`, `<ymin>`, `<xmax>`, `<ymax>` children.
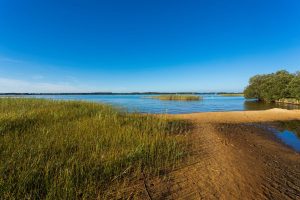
<box><xmin>244</xmin><ymin>74</ymin><xmax>268</xmax><ymax>100</ymax></box>
<box><xmin>264</xmin><ymin>70</ymin><xmax>293</xmax><ymax>101</ymax></box>
<box><xmin>244</xmin><ymin>70</ymin><xmax>294</xmax><ymax>101</ymax></box>
<box><xmin>288</xmin><ymin>72</ymin><xmax>300</xmax><ymax>100</ymax></box>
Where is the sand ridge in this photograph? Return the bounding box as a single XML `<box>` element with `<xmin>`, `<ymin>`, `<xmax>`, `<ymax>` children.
<box><xmin>169</xmin><ymin>108</ymin><xmax>300</xmax><ymax>123</ymax></box>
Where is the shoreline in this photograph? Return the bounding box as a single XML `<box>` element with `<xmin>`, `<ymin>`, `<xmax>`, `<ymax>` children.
<box><xmin>276</xmin><ymin>98</ymin><xmax>300</xmax><ymax>105</ymax></box>
<box><xmin>130</xmin><ymin>114</ymin><xmax>300</xmax><ymax>199</ymax></box>
<box><xmin>145</xmin><ymin>108</ymin><xmax>300</xmax><ymax>199</ymax></box>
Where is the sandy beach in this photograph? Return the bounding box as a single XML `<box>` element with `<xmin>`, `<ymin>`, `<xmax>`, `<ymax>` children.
<box><xmin>170</xmin><ymin>108</ymin><xmax>300</xmax><ymax>123</ymax></box>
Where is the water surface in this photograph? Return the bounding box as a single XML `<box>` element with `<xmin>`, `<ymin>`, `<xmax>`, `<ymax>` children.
<box><xmin>275</xmin><ymin>130</ymin><xmax>300</xmax><ymax>152</ymax></box>
<box><xmin>252</xmin><ymin>121</ymin><xmax>300</xmax><ymax>153</ymax></box>
<box><xmin>9</xmin><ymin>94</ymin><xmax>300</xmax><ymax>114</ymax></box>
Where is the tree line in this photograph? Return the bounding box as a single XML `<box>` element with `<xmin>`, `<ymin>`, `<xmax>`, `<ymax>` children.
<box><xmin>244</xmin><ymin>70</ymin><xmax>300</xmax><ymax>101</ymax></box>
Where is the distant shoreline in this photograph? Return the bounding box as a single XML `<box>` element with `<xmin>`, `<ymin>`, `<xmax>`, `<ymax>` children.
<box><xmin>0</xmin><ymin>92</ymin><xmax>243</xmax><ymax>96</ymax></box>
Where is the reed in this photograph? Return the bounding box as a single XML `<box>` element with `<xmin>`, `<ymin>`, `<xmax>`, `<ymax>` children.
<box><xmin>218</xmin><ymin>93</ymin><xmax>244</xmax><ymax>97</ymax></box>
<box><xmin>0</xmin><ymin>98</ymin><xmax>191</xmax><ymax>199</ymax></box>
<box><xmin>151</xmin><ymin>95</ymin><xmax>201</xmax><ymax>101</ymax></box>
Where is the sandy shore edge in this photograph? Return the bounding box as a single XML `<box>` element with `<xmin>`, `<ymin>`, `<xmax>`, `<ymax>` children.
<box><xmin>167</xmin><ymin>108</ymin><xmax>300</xmax><ymax>123</ymax></box>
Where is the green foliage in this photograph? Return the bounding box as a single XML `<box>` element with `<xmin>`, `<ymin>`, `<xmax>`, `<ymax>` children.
<box><xmin>0</xmin><ymin>98</ymin><xmax>190</xmax><ymax>199</ymax></box>
<box><xmin>288</xmin><ymin>72</ymin><xmax>300</xmax><ymax>100</ymax></box>
<box><xmin>244</xmin><ymin>70</ymin><xmax>300</xmax><ymax>101</ymax></box>
<box><xmin>151</xmin><ymin>95</ymin><xmax>201</xmax><ymax>101</ymax></box>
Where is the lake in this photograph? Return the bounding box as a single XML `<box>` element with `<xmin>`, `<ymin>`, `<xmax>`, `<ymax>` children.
<box><xmin>13</xmin><ymin>94</ymin><xmax>300</xmax><ymax>114</ymax></box>
<box><xmin>252</xmin><ymin>121</ymin><xmax>300</xmax><ymax>153</ymax></box>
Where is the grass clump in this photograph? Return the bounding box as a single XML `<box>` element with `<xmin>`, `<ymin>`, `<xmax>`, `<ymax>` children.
<box><xmin>151</xmin><ymin>95</ymin><xmax>201</xmax><ymax>101</ymax></box>
<box><xmin>0</xmin><ymin>98</ymin><xmax>191</xmax><ymax>199</ymax></box>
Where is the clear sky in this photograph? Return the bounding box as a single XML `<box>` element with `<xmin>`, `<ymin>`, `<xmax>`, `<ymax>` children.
<box><xmin>0</xmin><ymin>0</ymin><xmax>300</xmax><ymax>93</ymax></box>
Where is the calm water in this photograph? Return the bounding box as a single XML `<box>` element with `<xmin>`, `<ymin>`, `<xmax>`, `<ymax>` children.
<box><xmin>15</xmin><ymin>94</ymin><xmax>300</xmax><ymax>114</ymax></box>
<box><xmin>253</xmin><ymin>121</ymin><xmax>300</xmax><ymax>153</ymax></box>
<box><xmin>275</xmin><ymin>130</ymin><xmax>300</xmax><ymax>152</ymax></box>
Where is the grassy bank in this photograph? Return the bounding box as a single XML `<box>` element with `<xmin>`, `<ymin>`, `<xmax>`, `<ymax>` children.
<box><xmin>0</xmin><ymin>98</ymin><xmax>191</xmax><ymax>199</ymax></box>
<box><xmin>151</xmin><ymin>95</ymin><xmax>201</xmax><ymax>101</ymax></box>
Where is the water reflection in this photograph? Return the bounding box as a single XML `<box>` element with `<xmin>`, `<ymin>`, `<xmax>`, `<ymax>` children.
<box><xmin>252</xmin><ymin>121</ymin><xmax>300</xmax><ymax>152</ymax></box>
<box><xmin>276</xmin><ymin>121</ymin><xmax>300</xmax><ymax>138</ymax></box>
<box><xmin>275</xmin><ymin>130</ymin><xmax>300</xmax><ymax>152</ymax></box>
<box><xmin>244</xmin><ymin>100</ymin><xmax>300</xmax><ymax>111</ymax></box>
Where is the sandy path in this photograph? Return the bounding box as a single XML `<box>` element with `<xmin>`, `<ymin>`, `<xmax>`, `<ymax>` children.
<box><xmin>145</xmin><ymin>123</ymin><xmax>266</xmax><ymax>199</ymax></box>
<box><xmin>149</xmin><ymin>109</ymin><xmax>300</xmax><ymax>199</ymax></box>
<box><xmin>113</xmin><ymin>109</ymin><xmax>300</xmax><ymax>199</ymax></box>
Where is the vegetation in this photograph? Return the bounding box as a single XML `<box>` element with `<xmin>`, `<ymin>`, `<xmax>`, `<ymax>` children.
<box><xmin>151</xmin><ymin>95</ymin><xmax>202</xmax><ymax>101</ymax></box>
<box><xmin>244</xmin><ymin>70</ymin><xmax>300</xmax><ymax>102</ymax></box>
<box><xmin>0</xmin><ymin>98</ymin><xmax>191</xmax><ymax>199</ymax></box>
<box><xmin>218</xmin><ymin>93</ymin><xmax>244</xmax><ymax>97</ymax></box>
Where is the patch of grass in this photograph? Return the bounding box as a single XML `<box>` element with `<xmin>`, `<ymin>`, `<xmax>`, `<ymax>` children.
<box><xmin>218</xmin><ymin>93</ymin><xmax>244</xmax><ymax>97</ymax></box>
<box><xmin>0</xmin><ymin>98</ymin><xmax>191</xmax><ymax>199</ymax></box>
<box><xmin>151</xmin><ymin>95</ymin><xmax>201</xmax><ymax>101</ymax></box>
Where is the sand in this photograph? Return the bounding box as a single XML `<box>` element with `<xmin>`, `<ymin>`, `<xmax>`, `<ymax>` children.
<box><xmin>115</xmin><ymin>109</ymin><xmax>300</xmax><ymax>199</ymax></box>
<box><xmin>170</xmin><ymin>108</ymin><xmax>300</xmax><ymax>123</ymax></box>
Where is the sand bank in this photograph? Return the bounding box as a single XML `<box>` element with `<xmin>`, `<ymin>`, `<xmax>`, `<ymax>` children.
<box><xmin>169</xmin><ymin>108</ymin><xmax>300</xmax><ymax>123</ymax></box>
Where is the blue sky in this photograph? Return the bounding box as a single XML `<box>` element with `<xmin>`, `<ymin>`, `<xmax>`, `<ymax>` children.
<box><xmin>0</xmin><ymin>0</ymin><xmax>300</xmax><ymax>93</ymax></box>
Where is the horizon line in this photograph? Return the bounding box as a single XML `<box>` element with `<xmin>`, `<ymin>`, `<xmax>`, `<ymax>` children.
<box><xmin>0</xmin><ymin>91</ymin><xmax>244</xmax><ymax>95</ymax></box>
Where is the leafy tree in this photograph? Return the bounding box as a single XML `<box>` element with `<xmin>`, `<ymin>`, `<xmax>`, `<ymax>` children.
<box><xmin>288</xmin><ymin>72</ymin><xmax>300</xmax><ymax>100</ymax></box>
<box><xmin>265</xmin><ymin>70</ymin><xmax>293</xmax><ymax>101</ymax></box>
<box><xmin>244</xmin><ymin>70</ymin><xmax>296</xmax><ymax>101</ymax></box>
<box><xmin>244</xmin><ymin>74</ymin><xmax>268</xmax><ymax>100</ymax></box>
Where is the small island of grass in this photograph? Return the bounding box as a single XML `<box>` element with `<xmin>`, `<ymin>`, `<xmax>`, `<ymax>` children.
<box><xmin>151</xmin><ymin>95</ymin><xmax>202</xmax><ymax>101</ymax></box>
<box><xmin>218</xmin><ymin>93</ymin><xmax>244</xmax><ymax>97</ymax></box>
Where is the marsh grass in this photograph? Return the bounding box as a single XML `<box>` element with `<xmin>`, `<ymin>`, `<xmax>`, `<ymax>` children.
<box><xmin>218</xmin><ymin>93</ymin><xmax>244</xmax><ymax>97</ymax></box>
<box><xmin>0</xmin><ymin>98</ymin><xmax>191</xmax><ymax>199</ymax></box>
<box><xmin>151</xmin><ymin>95</ymin><xmax>201</xmax><ymax>101</ymax></box>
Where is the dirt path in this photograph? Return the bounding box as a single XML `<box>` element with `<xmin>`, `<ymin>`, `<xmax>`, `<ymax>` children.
<box><xmin>145</xmin><ymin>123</ymin><xmax>266</xmax><ymax>199</ymax></box>
<box><xmin>114</xmin><ymin>109</ymin><xmax>300</xmax><ymax>199</ymax></box>
<box><xmin>152</xmin><ymin>109</ymin><xmax>300</xmax><ymax>199</ymax></box>
<box><xmin>142</xmin><ymin>122</ymin><xmax>300</xmax><ymax>199</ymax></box>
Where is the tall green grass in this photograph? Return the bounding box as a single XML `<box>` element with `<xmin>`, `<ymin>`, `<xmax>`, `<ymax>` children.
<box><xmin>151</xmin><ymin>95</ymin><xmax>201</xmax><ymax>101</ymax></box>
<box><xmin>218</xmin><ymin>93</ymin><xmax>244</xmax><ymax>97</ymax></box>
<box><xmin>0</xmin><ymin>98</ymin><xmax>191</xmax><ymax>199</ymax></box>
